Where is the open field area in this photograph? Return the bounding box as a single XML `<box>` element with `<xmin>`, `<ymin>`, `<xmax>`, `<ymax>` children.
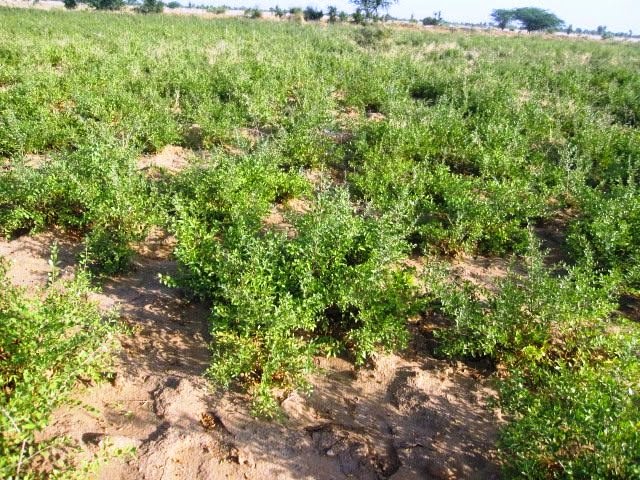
<box><xmin>1</xmin><ymin>7</ymin><xmax>639</xmax><ymax>479</ymax></box>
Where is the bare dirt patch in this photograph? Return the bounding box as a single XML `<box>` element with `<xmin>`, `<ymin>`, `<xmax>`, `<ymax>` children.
<box><xmin>452</xmin><ymin>254</ymin><xmax>510</xmax><ymax>292</ymax></box>
<box><xmin>1</xmin><ymin>233</ymin><xmax>502</xmax><ymax>479</ymax></box>
<box><xmin>366</xmin><ymin>110</ymin><xmax>386</xmax><ymax>122</ymax></box>
<box><xmin>133</xmin><ymin>227</ymin><xmax>177</xmax><ymax>260</ymax></box>
<box><xmin>137</xmin><ymin>145</ymin><xmax>194</xmax><ymax>175</ymax></box>
<box><xmin>0</xmin><ymin>153</ymin><xmax>51</xmax><ymax>172</ymax></box>
<box><xmin>534</xmin><ymin>210</ymin><xmax>574</xmax><ymax>266</ymax></box>
<box><xmin>302</xmin><ymin>167</ymin><xmax>347</xmax><ymax>188</ymax></box>
<box><xmin>262</xmin><ymin>197</ymin><xmax>312</xmax><ymax>237</ymax></box>
<box><xmin>619</xmin><ymin>294</ymin><xmax>640</xmax><ymax>323</ymax></box>
<box><xmin>24</xmin><ymin>153</ymin><xmax>50</xmax><ymax>169</ymax></box>
<box><xmin>0</xmin><ymin>230</ymin><xmax>80</xmax><ymax>290</ymax></box>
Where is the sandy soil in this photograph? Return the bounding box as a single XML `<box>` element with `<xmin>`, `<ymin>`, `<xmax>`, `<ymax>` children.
<box><xmin>137</xmin><ymin>145</ymin><xmax>196</xmax><ymax>175</ymax></box>
<box><xmin>0</xmin><ymin>230</ymin><xmax>502</xmax><ymax>479</ymax></box>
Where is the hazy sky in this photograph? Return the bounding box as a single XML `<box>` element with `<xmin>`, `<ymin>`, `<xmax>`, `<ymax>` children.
<box><xmin>200</xmin><ymin>0</ymin><xmax>639</xmax><ymax>32</ymax></box>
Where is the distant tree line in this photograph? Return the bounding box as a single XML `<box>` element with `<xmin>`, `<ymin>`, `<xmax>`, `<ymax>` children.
<box><xmin>64</xmin><ymin>0</ymin><xmax>162</xmax><ymax>12</ymax></box>
<box><xmin>61</xmin><ymin>0</ymin><xmax>637</xmax><ymax>39</ymax></box>
<box><xmin>62</xmin><ymin>0</ymin><xmax>382</xmax><ymax>23</ymax></box>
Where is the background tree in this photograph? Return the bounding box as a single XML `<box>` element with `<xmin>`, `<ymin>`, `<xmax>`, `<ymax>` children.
<box><xmin>491</xmin><ymin>8</ymin><xmax>516</xmax><ymax>30</ymax></box>
<box><xmin>513</xmin><ymin>7</ymin><xmax>563</xmax><ymax>32</ymax></box>
<box><xmin>422</xmin><ymin>11</ymin><xmax>443</xmax><ymax>26</ymax></box>
<box><xmin>327</xmin><ymin>6</ymin><xmax>338</xmax><ymax>23</ymax></box>
<box><xmin>244</xmin><ymin>7</ymin><xmax>262</xmax><ymax>18</ymax></box>
<box><xmin>352</xmin><ymin>8</ymin><xmax>365</xmax><ymax>24</ymax></box>
<box><xmin>63</xmin><ymin>0</ymin><xmax>77</xmax><ymax>8</ymax></box>
<box><xmin>136</xmin><ymin>0</ymin><xmax>163</xmax><ymax>13</ymax></box>
<box><xmin>303</xmin><ymin>6</ymin><xmax>323</xmax><ymax>21</ymax></box>
<box><xmin>349</xmin><ymin>0</ymin><xmax>396</xmax><ymax>20</ymax></box>
<box><xmin>87</xmin><ymin>0</ymin><xmax>124</xmax><ymax>9</ymax></box>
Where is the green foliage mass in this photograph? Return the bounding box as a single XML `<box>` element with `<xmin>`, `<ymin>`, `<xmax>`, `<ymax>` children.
<box><xmin>570</xmin><ymin>182</ymin><xmax>640</xmax><ymax>289</ymax></box>
<box><xmin>87</xmin><ymin>0</ymin><xmax>124</xmax><ymax>10</ymax></box>
<box><xmin>170</xmin><ymin>157</ymin><xmax>415</xmax><ymax>414</ymax></box>
<box><xmin>136</xmin><ymin>0</ymin><xmax>164</xmax><ymax>14</ymax></box>
<box><xmin>492</xmin><ymin>7</ymin><xmax>564</xmax><ymax>32</ymax></box>
<box><xmin>434</xmin><ymin>242</ymin><xmax>640</xmax><ymax>478</ymax></box>
<box><xmin>0</xmin><ymin>259</ymin><xmax>120</xmax><ymax>478</ymax></box>
<box><xmin>0</xmin><ymin>141</ymin><xmax>159</xmax><ymax>275</ymax></box>
<box><xmin>0</xmin><ymin>8</ymin><xmax>639</xmax><ymax>477</ymax></box>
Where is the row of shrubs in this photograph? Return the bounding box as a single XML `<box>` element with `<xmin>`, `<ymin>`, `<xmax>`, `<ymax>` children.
<box><xmin>1</xmin><ymin>9</ymin><xmax>638</xmax><ymax>478</ymax></box>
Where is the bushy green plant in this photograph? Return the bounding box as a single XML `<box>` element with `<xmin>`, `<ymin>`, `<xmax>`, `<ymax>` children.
<box><xmin>136</xmin><ymin>0</ymin><xmax>164</xmax><ymax>14</ymax></box>
<box><xmin>327</xmin><ymin>6</ymin><xmax>337</xmax><ymax>23</ymax></box>
<box><xmin>303</xmin><ymin>7</ymin><xmax>323</xmax><ymax>21</ymax></box>
<box><xmin>0</xmin><ymin>143</ymin><xmax>158</xmax><ymax>274</ymax></box>
<box><xmin>0</xmin><ymin>258</ymin><xmax>120</xmax><ymax>477</ymax></box>
<box><xmin>353</xmin><ymin>25</ymin><xmax>391</xmax><ymax>48</ymax></box>
<box><xmin>433</xmin><ymin>242</ymin><xmax>640</xmax><ymax>478</ymax></box>
<box><xmin>244</xmin><ymin>8</ymin><xmax>262</xmax><ymax>19</ymax></box>
<box><xmin>87</xmin><ymin>0</ymin><xmax>124</xmax><ymax>10</ymax></box>
<box><xmin>352</xmin><ymin>8</ymin><xmax>365</xmax><ymax>25</ymax></box>
<box><xmin>170</xmin><ymin>158</ymin><xmax>415</xmax><ymax>414</ymax></box>
<box><xmin>434</xmin><ymin>242</ymin><xmax>616</xmax><ymax>360</ymax></box>
<box><xmin>569</xmin><ymin>182</ymin><xmax>640</xmax><ymax>288</ymax></box>
<box><xmin>422</xmin><ymin>12</ymin><xmax>442</xmax><ymax>26</ymax></box>
<box><xmin>207</xmin><ymin>5</ymin><xmax>226</xmax><ymax>14</ymax></box>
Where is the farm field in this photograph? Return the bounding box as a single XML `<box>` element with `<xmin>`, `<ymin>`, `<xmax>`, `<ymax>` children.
<box><xmin>0</xmin><ymin>7</ymin><xmax>639</xmax><ymax>479</ymax></box>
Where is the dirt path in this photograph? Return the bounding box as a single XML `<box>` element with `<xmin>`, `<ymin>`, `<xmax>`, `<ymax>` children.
<box><xmin>0</xmin><ymin>233</ymin><xmax>501</xmax><ymax>479</ymax></box>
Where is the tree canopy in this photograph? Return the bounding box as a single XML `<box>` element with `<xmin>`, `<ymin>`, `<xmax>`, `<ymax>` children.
<box><xmin>349</xmin><ymin>0</ymin><xmax>396</xmax><ymax>19</ymax></box>
<box><xmin>492</xmin><ymin>7</ymin><xmax>564</xmax><ymax>32</ymax></box>
<box><xmin>87</xmin><ymin>0</ymin><xmax>124</xmax><ymax>9</ymax></box>
<box><xmin>491</xmin><ymin>9</ymin><xmax>517</xmax><ymax>30</ymax></box>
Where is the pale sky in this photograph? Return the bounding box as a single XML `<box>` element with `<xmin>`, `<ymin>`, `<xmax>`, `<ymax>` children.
<box><xmin>197</xmin><ymin>0</ymin><xmax>639</xmax><ymax>33</ymax></box>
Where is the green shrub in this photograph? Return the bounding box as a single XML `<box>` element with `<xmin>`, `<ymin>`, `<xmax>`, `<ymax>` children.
<box><xmin>569</xmin><ymin>183</ymin><xmax>640</xmax><ymax>288</ymax></box>
<box><xmin>170</xmin><ymin>159</ymin><xmax>415</xmax><ymax>415</ymax></box>
<box><xmin>354</xmin><ymin>25</ymin><xmax>391</xmax><ymax>48</ymax></box>
<box><xmin>0</xmin><ymin>143</ymin><xmax>158</xmax><ymax>275</ymax></box>
<box><xmin>303</xmin><ymin>7</ymin><xmax>323</xmax><ymax>21</ymax></box>
<box><xmin>433</xmin><ymin>242</ymin><xmax>640</xmax><ymax>478</ymax></box>
<box><xmin>0</xmin><ymin>258</ymin><xmax>120</xmax><ymax>477</ymax></box>
<box><xmin>434</xmin><ymin>242</ymin><xmax>616</xmax><ymax>360</ymax></box>
<box><xmin>207</xmin><ymin>5</ymin><xmax>226</xmax><ymax>14</ymax></box>
<box><xmin>244</xmin><ymin>8</ymin><xmax>262</xmax><ymax>19</ymax></box>
<box><xmin>87</xmin><ymin>0</ymin><xmax>124</xmax><ymax>10</ymax></box>
<box><xmin>136</xmin><ymin>0</ymin><xmax>164</xmax><ymax>14</ymax></box>
<box><xmin>327</xmin><ymin>6</ymin><xmax>337</xmax><ymax>23</ymax></box>
<box><xmin>352</xmin><ymin>8</ymin><xmax>365</xmax><ymax>25</ymax></box>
